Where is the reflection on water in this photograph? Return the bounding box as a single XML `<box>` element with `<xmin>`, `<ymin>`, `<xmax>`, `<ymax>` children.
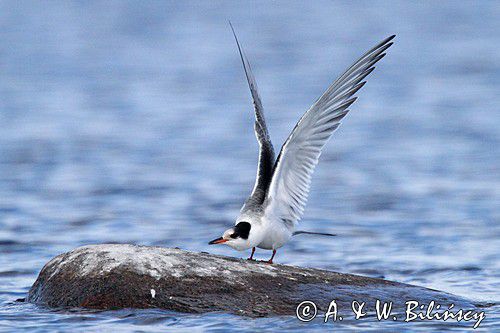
<box><xmin>0</xmin><ymin>1</ymin><xmax>499</xmax><ymax>331</ymax></box>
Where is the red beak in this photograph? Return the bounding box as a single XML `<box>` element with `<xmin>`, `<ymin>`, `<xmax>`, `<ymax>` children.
<box><xmin>208</xmin><ymin>237</ymin><xmax>228</xmax><ymax>245</ymax></box>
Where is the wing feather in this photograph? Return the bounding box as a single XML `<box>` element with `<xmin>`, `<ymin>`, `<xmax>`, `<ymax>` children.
<box><xmin>265</xmin><ymin>35</ymin><xmax>395</xmax><ymax>227</ymax></box>
<box><xmin>230</xmin><ymin>23</ymin><xmax>275</xmax><ymax>209</ymax></box>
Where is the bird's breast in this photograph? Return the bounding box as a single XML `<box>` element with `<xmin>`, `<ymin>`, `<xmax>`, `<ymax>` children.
<box><xmin>257</xmin><ymin>220</ymin><xmax>293</xmax><ymax>250</ymax></box>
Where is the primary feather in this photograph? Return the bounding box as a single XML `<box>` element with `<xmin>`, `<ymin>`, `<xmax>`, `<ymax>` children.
<box><xmin>264</xmin><ymin>35</ymin><xmax>395</xmax><ymax>228</ymax></box>
<box><xmin>230</xmin><ymin>22</ymin><xmax>275</xmax><ymax>211</ymax></box>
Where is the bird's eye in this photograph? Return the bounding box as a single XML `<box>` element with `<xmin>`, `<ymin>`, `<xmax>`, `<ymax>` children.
<box><xmin>234</xmin><ymin>221</ymin><xmax>251</xmax><ymax>239</ymax></box>
<box><xmin>230</xmin><ymin>233</ymin><xmax>238</xmax><ymax>239</ymax></box>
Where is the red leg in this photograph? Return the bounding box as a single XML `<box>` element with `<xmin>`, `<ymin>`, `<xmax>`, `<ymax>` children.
<box><xmin>265</xmin><ymin>249</ymin><xmax>276</xmax><ymax>264</ymax></box>
<box><xmin>247</xmin><ymin>247</ymin><xmax>256</xmax><ymax>261</ymax></box>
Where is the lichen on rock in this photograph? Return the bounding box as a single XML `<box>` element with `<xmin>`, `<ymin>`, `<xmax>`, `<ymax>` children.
<box><xmin>28</xmin><ymin>244</ymin><xmax>475</xmax><ymax>317</ymax></box>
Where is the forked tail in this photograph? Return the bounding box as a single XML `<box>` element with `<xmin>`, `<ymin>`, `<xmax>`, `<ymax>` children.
<box><xmin>292</xmin><ymin>231</ymin><xmax>337</xmax><ymax>237</ymax></box>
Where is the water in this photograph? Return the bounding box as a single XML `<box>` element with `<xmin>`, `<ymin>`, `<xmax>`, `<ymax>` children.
<box><xmin>0</xmin><ymin>1</ymin><xmax>499</xmax><ymax>331</ymax></box>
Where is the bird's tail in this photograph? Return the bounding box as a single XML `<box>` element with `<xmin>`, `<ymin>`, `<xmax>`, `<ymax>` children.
<box><xmin>292</xmin><ymin>231</ymin><xmax>337</xmax><ymax>237</ymax></box>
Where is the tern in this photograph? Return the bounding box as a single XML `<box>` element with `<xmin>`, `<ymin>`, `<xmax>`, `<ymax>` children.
<box><xmin>209</xmin><ymin>24</ymin><xmax>394</xmax><ymax>263</ymax></box>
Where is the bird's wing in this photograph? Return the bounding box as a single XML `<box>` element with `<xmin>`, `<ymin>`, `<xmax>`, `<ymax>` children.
<box><xmin>264</xmin><ymin>35</ymin><xmax>395</xmax><ymax>228</ymax></box>
<box><xmin>230</xmin><ymin>23</ymin><xmax>275</xmax><ymax>209</ymax></box>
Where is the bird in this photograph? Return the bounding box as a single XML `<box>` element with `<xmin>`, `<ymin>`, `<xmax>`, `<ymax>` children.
<box><xmin>209</xmin><ymin>24</ymin><xmax>395</xmax><ymax>264</ymax></box>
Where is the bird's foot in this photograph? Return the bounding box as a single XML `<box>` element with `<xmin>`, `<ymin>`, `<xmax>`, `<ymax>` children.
<box><xmin>247</xmin><ymin>247</ymin><xmax>256</xmax><ymax>261</ymax></box>
<box><xmin>263</xmin><ymin>249</ymin><xmax>276</xmax><ymax>264</ymax></box>
<box><xmin>262</xmin><ymin>259</ymin><xmax>273</xmax><ymax>264</ymax></box>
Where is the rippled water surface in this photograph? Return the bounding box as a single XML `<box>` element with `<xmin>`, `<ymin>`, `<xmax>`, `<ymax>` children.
<box><xmin>0</xmin><ymin>1</ymin><xmax>499</xmax><ymax>331</ymax></box>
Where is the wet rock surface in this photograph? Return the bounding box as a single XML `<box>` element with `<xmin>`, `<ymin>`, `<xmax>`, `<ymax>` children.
<box><xmin>28</xmin><ymin>244</ymin><xmax>475</xmax><ymax>317</ymax></box>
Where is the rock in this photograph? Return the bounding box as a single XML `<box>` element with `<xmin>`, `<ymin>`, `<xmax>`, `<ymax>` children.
<box><xmin>28</xmin><ymin>244</ymin><xmax>474</xmax><ymax>317</ymax></box>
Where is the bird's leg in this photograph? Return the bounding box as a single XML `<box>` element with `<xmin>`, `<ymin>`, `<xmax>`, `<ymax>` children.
<box><xmin>247</xmin><ymin>247</ymin><xmax>256</xmax><ymax>261</ymax></box>
<box><xmin>264</xmin><ymin>249</ymin><xmax>276</xmax><ymax>264</ymax></box>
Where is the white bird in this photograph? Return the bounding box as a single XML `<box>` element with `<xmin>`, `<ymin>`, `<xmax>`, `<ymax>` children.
<box><xmin>209</xmin><ymin>24</ymin><xmax>395</xmax><ymax>263</ymax></box>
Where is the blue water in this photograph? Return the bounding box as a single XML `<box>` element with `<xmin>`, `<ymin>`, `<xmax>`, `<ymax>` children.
<box><xmin>0</xmin><ymin>1</ymin><xmax>499</xmax><ymax>331</ymax></box>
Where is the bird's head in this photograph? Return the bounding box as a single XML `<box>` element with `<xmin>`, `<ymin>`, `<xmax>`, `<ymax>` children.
<box><xmin>208</xmin><ymin>221</ymin><xmax>251</xmax><ymax>250</ymax></box>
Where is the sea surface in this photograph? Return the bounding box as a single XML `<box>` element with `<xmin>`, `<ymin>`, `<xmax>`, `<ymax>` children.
<box><xmin>0</xmin><ymin>1</ymin><xmax>499</xmax><ymax>332</ymax></box>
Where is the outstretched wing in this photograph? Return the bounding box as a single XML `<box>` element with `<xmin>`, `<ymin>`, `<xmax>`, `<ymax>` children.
<box><xmin>265</xmin><ymin>35</ymin><xmax>395</xmax><ymax>227</ymax></box>
<box><xmin>230</xmin><ymin>23</ymin><xmax>275</xmax><ymax>209</ymax></box>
